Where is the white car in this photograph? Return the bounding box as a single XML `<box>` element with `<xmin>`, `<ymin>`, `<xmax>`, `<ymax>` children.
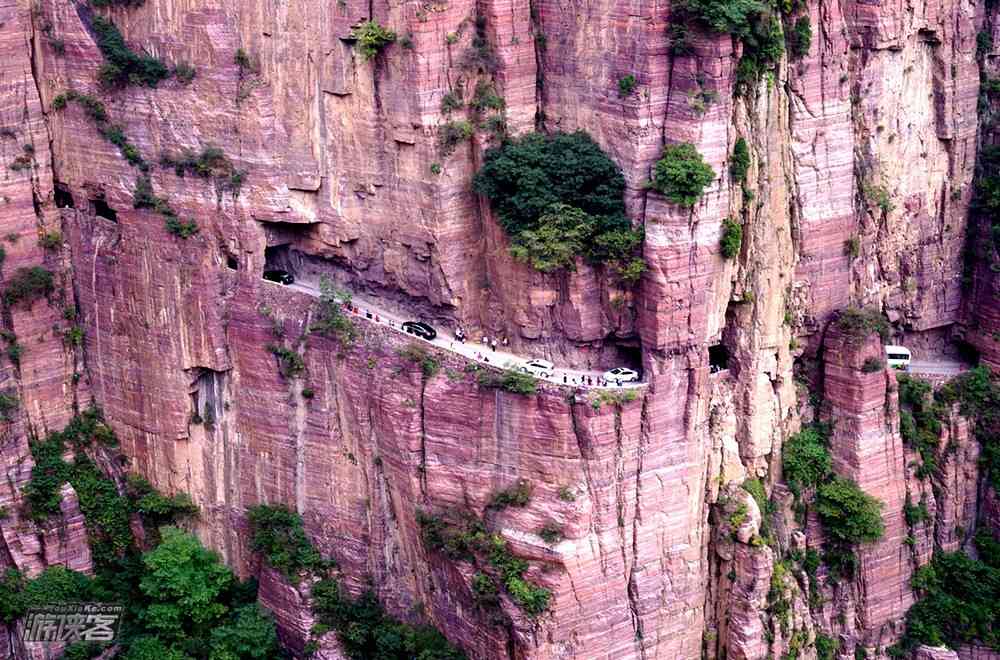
<box><xmin>603</xmin><ymin>367</ymin><xmax>639</xmax><ymax>384</ymax></box>
<box><xmin>520</xmin><ymin>359</ymin><xmax>555</xmax><ymax>378</ymax></box>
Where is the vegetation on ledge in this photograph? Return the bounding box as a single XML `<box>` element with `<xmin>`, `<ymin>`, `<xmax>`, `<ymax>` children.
<box><xmin>473</xmin><ymin>131</ymin><xmax>645</xmax><ymax>280</ymax></box>
<box><xmin>649</xmin><ymin>142</ymin><xmax>715</xmax><ymax>207</ymax></box>
<box><xmin>93</xmin><ymin>16</ymin><xmax>170</xmax><ymax>88</ymax></box>
<box><xmin>351</xmin><ymin>20</ymin><xmax>397</xmax><ymax>60</ymax></box>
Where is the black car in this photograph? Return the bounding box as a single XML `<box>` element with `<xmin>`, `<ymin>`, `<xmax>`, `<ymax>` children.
<box><xmin>263</xmin><ymin>270</ymin><xmax>294</xmax><ymax>285</ymax></box>
<box><xmin>401</xmin><ymin>321</ymin><xmax>436</xmax><ymax>340</ymax></box>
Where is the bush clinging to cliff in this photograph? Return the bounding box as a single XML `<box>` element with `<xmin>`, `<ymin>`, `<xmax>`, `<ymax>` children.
<box><xmin>815</xmin><ymin>476</ymin><xmax>885</xmax><ymax>545</ymax></box>
<box><xmin>473</xmin><ymin>131</ymin><xmax>644</xmax><ymax>276</ymax></box>
<box><xmin>351</xmin><ymin>20</ymin><xmax>397</xmax><ymax>59</ymax></box>
<box><xmin>311</xmin><ymin>578</ymin><xmax>466</xmax><ymax>659</ymax></box>
<box><xmin>781</xmin><ymin>426</ymin><xmax>831</xmax><ymax>494</ymax></box>
<box><xmin>3</xmin><ymin>266</ymin><xmax>54</xmax><ymax>307</ymax></box>
<box><xmin>93</xmin><ymin>16</ymin><xmax>169</xmax><ymax>88</ymax></box>
<box><xmin>835</xmin><ymin>307</ymin><xmax>889</xmax><ymax>341</ymax></box>
<box><xmin>720</xmin><ymin>217</ymin><xmax>743</xmax><ymax>259</ymax></box>
<box><xmin>247</xmin><ymin>504</ymin><xmax>329</xmax><ymax>582</ymax></box>
<box><xmin>649</xmin><ymin>142</ymin><xmax>715</xmax><ymax>207</ymax></box>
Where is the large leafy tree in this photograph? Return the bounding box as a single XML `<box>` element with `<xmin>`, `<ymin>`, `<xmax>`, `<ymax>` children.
<box><xmin>473</xmin><ymin>131</ymin><xmax>643</xmax><ymax>279</ymax></box>
<box><xmin>139</xmin><ymin>527</ymin><xmax>234</xmax><ymax>643</ymax></box>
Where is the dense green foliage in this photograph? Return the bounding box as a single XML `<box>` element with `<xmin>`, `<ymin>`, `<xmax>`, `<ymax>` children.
<box><xmin>473</xmin><ymin>132</ymin><xmax>644</xmax><ymax>278</ymax></box>
<box><xmin>788</xmin><ymin>16</ymin><xmax>812</xmax><ymax>58</ymax></box>
<box><xmin>815</xmin><ymin>477</ymin><xmax>885</xmax><ymax>545</ymax></box>
<box><xmin>247</xmin><ymin>504</ymin><xmax>328</xmax><ymax>582</ymax></box>
<box><xmin>781</xmin><ymin>425</ymin><xmax>832</xmax><ymax>495</ymax></box>
<box><xmin>835</xmin><ymin>307</ymin><xmax>889</xmax><ymax>340</ymax></box>
<box><xmin>861</xmin><ymin>357</ymin><xmax>884</xmax><ymax>373</ymax></box>
<box><xmin>0</xmin><ymin>566</ymin><xmax>96</xmax><ymax>623</ymax></box>
<box><xmin>780</xmin><ymin>421</ymin><xmax>884</xmax><ymax>578</ymax></box>
<box><xmin>902</xmin><ymin>533</ymin><xmax>1000</xmax><ymax>651</ymax></box>
<box><xmin>93</xmin><ymin>16</ymin><xmax>169</xmax><ymax>88</ymax></box>
<box><xmin>618</xmin><ymin>74</ymin><xmax>637</xmax><ymax>97</ymax></box>
<box><xmin>730</xmin><ymin>137</ymin><xmax>751</xmax><ymax>182</ymax></box>
<box><xmin>23</xmin><ymin>409</ymin><xmax>196</xmax><ymax>557</ymax></box>
<box><xmin>351</xmin><ymin>21</ymin><xmax>397</xmax><ymax>59</ymax></box>
<box><xmin>897</xmin><ymin>374</ymin><xmax>946</xmax><ymax>478</ymax></box>
<box><xmin>311</xmin><ymin>579</ymin><xmax>465</xmax><ymax>659</ymax></box>
<box><xmin>936</xmin><ymin>366</ymin><xmax>1000</xmax><ymax>491</ymax></box>
<box><xmin>14</xmin><ymin>414</ymin><xmax>278</xmax><ymax>659</ymax></box>
<box><xmin>720</xmin><ymin>217</ymin><xmax>743</xmax><ymax>259</ymax></box>
<box><xmin>649</xmin><ymin>142</ymin><xmax>715</xmax><ymax>207</ymax></box>
<box><xmin>165</xmin><ymin>217</ymin><xmax>199</xmax><ymax>238</ymax></box>
<box><xmin>681</xmin><ymin>0</ymin><xmax>764</xmax><ymax>36</ymax></box>
<box><xmin>3</xmin><ymin>266</ymin><xmax>54</xmax><ymax>306</ymax></box>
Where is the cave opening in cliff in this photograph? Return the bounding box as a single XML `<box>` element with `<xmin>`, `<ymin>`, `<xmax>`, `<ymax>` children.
<box><xmin>264</xmin><ymin>243</ymin><xmax>297</xmax><ymax>276</ymax></box>
<box><xmin>54</xmin><ymin>185</ymin><xmax>74</xmax><ymax>209</ymax></box>
<box><xmin>709</xmin><ymin>344</ymin><xmax>730</xmax><ymax>372</ymax></box>
<box><xmin>226</xmin><ymin>255</ymin><xmax>238</xmax><ymax>270</ymax></box>
<box><xmin>90</xmin><ymin>197</ymin><xmax>117</xmax><ymax>222</ymax></box>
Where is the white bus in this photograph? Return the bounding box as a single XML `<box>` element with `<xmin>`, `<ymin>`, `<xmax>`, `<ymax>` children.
<box><xmin>885</xmin><ymin>345</ymin><xmax>911</xmax><ymax>370</ymax></box>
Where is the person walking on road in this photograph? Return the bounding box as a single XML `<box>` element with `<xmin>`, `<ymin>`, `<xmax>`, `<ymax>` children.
<box><xmin>491</xmin><ymin>339</ymin><xmax>497</xmax><ymax>352</ymax></box>
<box><xmin>502</xmin><ymin>336</ymin><xmax>509</xmax><ymax>347</ymax></box>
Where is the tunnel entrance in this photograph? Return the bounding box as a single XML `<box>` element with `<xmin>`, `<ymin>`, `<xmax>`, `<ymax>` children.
<box><xmin>226</xmin><ymin>255</ymin><xmax>238</xmax><ymax>271</ymax></box>
<box><xmin>264</xmin><ymin>244</ymin><xmax>297</xmax><ymax>275</ymax></box>
<box><xmin>709</xmin><ymin>344</ymin><xmax>730</xmax><ymax>372</ymax></box>
<box><xmin>91</xmin><ymin>197</ymin><xmax>117</xmax><ymax>222</ymax></box>
<box><xmin>612</xmin><ymin>343</ymin><xmax>643</xmax><ymax>372</ymax></box>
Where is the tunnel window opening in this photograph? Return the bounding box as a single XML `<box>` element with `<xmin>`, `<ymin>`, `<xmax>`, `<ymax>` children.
<box><xmin>54</xmin><ymin>185</ymin><xmax>75</xmax><ymax>209</ymax></box>
<box><xmin>226</xmin><ymin>256</ymin><xmax>238</xmax><ymax>271</ymax></box>
<box><xmin>709</xmin><ymin>344</ymin><xmax>730</xmax><ymax>372</ymax></box>
<box><xmin>91</xmin><ymin>198</ymin><xmax>117</xmax><ymax>222</ymax></box>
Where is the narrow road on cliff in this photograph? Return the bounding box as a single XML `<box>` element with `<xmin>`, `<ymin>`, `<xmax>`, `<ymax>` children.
<box><xmin>273</xmin><ymin>280</ymin><xmax>644</xmax><ymax>390</ymax></box>
<box><xmin>906</xmin><ymin>359</ymin><xmax>969</xmax><ymax>378</ymax></box>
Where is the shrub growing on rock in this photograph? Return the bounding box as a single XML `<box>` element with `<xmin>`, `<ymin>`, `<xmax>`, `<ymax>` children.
<box><xmin>815</xmin><ymin>476</ymin><xmax>885</xmax><ymax>545</ymax></box>
<box><xmin>649</xmin><ymin>142</ymin><xmax>715</xmax><ymax>207</ymax></box>
<box><xmin>720</xmin><ymin>217</ymin><xmax>743</xmax><ymax>259</ymax></box>
<box><xmin>247</xmin><ymin>505</ymin><xmax>328</xmax><ymax>582</ymax></box>
<box><xmin>781</xmin><ymin>425</ymin><xmax>831</xmax><ymax>495</ymax></box>
<box><xmin>3</xmin><ymin>266</ymin><xmax>54</xmax><ymax>307</ymax></box>
<box><xmin>730</xmin><ymin>137</ymin><xmax>751</xmax><ymax>181</ymax></box>
<box><xmin>351</xmin><ymin>20</ymin><xmax>397</xmax><ymax>59</ymax></box>
<box><xmin>93</xmin><ymin>16</ymin><xmax>169</xmax><ymax>88</ymax></box>
<box><xmin>618</xmin><ymin>74</ymin><xmax>637</xmax><ymax>97</ymax></box>
<box><xmin>836</xmin><ymin>307</ymin><xmax>889</xmax><ymax>340</ymax></box>
<box><xmin>788</xmin><ymin>16</ymin><xmax>812</xmax><ymax>58</ymax></box>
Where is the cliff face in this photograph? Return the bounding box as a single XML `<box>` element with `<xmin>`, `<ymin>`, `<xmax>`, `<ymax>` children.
<box><xmin>2</xmin><ymin>0</ymin><xmax>1000</xmax><ymax>657</ymax></box>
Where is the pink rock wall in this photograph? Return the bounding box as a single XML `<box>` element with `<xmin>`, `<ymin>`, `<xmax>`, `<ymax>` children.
<box><xmin>822</xmin><ymin>323</ymin><xmax>913</xmax><ymax>647</ymax></box>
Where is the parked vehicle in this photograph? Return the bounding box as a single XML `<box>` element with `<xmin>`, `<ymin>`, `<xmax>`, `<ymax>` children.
<box><xmin>402</xmin><ymin>321</ymin><xmax>436</xmax><ymax>340</ymax></box>
<box><xmin>885</xmin><ymin>345</ymin><xmax>911</xmax><ymax>370</ymax></box>
<box><xmin>603</xmin><ymin>367</ymin><xmax>639</xmax><ymax>384</ymax></box>
<box><xmin>519</xmin><ymin>359</ymin><xmax>555</xmax><ymax>378</ymax></box>
<box><xmin>263</xmin><ymin>270</ymin><xmax>294</xmax><ymax>285</ymax></box>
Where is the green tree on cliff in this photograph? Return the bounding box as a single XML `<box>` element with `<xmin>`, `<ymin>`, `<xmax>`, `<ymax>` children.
<box><xmin>473</xmin><ymin>131</ymin><xmax>645</xmax><ymax>280</ymax></box>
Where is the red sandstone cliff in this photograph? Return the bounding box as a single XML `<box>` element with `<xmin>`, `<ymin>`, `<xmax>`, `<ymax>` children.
<box><xmin>1</xmin><ymin>0</ymin><xmax>1000</xmax><ymax>657</ymax></box>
